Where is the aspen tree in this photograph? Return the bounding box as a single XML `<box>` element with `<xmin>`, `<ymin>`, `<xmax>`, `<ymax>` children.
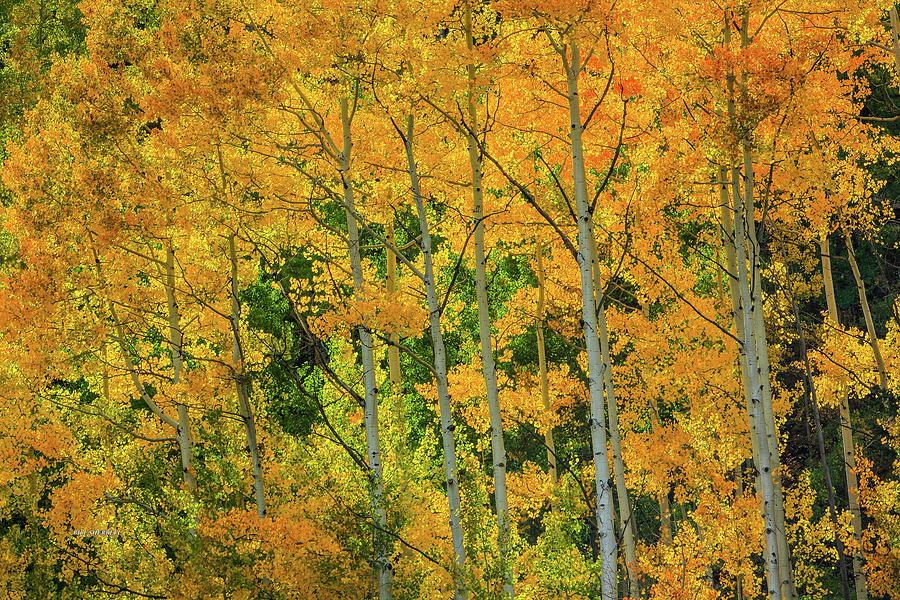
<box><xmin>714</xmin><ymin>193</ymin><xmax>746</xmax><ymax>596</ymax></box>
<box><xmin>723</xmin><ymin>12</ymin><xmax>793</xmax><ymax>597</ymax></box>
<box><xmin>559</xmin><ymin>38</ymin><xmax>618</xmax><ymax>600</ymax></box>
<box><xmin>401</xmin><ymin>114</ymin><xmax>467</xmax><ymax>600</ymax></box>
<box><xmin>229</xmin><ymin>234</ymin><xmax>266</xmax><ymax>519</ymax></box>
<box><xmin>729</xmin><ymin>161</ymin><xmax>781</xmax><ymax>600</ymax></box>
<box><xmin>164</xmin><ymin>242</ymin><xmax>198</xmax><ymax>515</ymax></box>
<box><xmin>718</xmin><ymin>164</ymin><xmax>761</xmax><ymax>466</ymax></box>
<box><xmin>534</xmin><ymin>242</ymin><xmax>558</xmax><ymax>491</ymax></box>
<box><xmin>735</xmin><ymin>14</ymin><xmax>796</xmax><ymax>594</ymax></box>
<box><xmin>842</xmin><ymin>227</ymin><xmax>888</xmax><ymax>390</ymax></box>
<box><xmin>463</xmin><ymin>5</ymin><xmax>512</xmax><ymax>597</ymax></box>
<box><xmin>91</xmin><ymin>241</ymin><xmax>199</xmax><ymax>535</ymax></box>
<box><xmin>386</xmin><ymin>222</ymin><xmax>402</xmax><ymax>389</ymax></box>
<box><xmin>749</xmin><ymin>191</ymin><xmax>795</xmax><ymax>600</ymax></box>
<box><xmin>821</xmin><ymin>229</ymin><xmax>868</xmax><ymax>600</ymax></box>
<box><xmin>589</xmin><ymin>232</ymin><xmax>637</xmax><ymax>596</ymax></box>
<box><xmin>338</xmin><ymin>97</ymin><xmax>392</xmax><ymax>600</ymax></box>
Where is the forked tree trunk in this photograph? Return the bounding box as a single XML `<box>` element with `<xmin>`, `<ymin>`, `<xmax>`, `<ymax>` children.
<box><xmin>464</xmin><ymin>6</ymin><xmax>512</xmax><ymax>598</ymax></box>
<box><xmin>717</xmin><ymin>168</ymin><xmax>764</xmax><ymax>600</ymax></box>
<box><xmin>820</xmin><ymin>230</ymin><xmax>868</xmax><ymax>600</ymax></box>
<box><xmin>713</xmin><ymin>207</ymin><xmax>750</xmax><ymax>595</ymax></box>
<box><xmin>730</xmin><ymin>14</ymin><xmax>796</xmax><ymax>594</ymax></box>
<box><xmin>724</xmin><ymin>13</ymin><xmax>792</xmax><ymax>595</ymax></box>
<box><xmin>404</xmin><ymin>114</ymin><xmax>467</xmax><ymax>600</ymax></box>
<box><xmin>717</xmin><ymin>166</ymin><xmax>759</xmax><ymax>469</ymax></box>
<box><xmin>730</xmin><ymin>161</ymin><xmax>780</xmax><ymax>600</ymax></box>
<box><xmin>339</xmin><ymin>98</ymin><xmax>392</xmax><ymax>600</ymax></box>
<box><xmin>162</xmin><ymin>243</ymin><xmax>200</xmax><ymax>541</ymax></box>
<box><xmin>93</xmin><ymin>242</ymin><xmax>198</xmax><ymax>536</ymax></box>
<box><xmin>229</xmin><ymin>234</ymin><xmax>266</xmax><ymax>519</ymax></box>
<box><xmin>562</xmin><ymin>40</ymin><xmax>618</xmax><ymax>600</ymax></box>
<box><xmin>163</xmin><ymin>243</ymin><xmax>197</xmax><ymax>504</ymax></box>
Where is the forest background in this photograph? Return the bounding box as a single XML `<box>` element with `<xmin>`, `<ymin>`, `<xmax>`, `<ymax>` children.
<box><xmin>1</xmin><ymin>1</ymin><xmax>899</xmax><ymax>599</ymax></box>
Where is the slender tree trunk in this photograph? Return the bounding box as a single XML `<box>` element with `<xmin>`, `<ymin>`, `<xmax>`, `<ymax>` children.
<box><xmin>229</xmin><ymin>234</ymin><xmax>266</xmax><ymax>519</ymax></box>
<box><xmin>535</xmin><ymin>243</ymin><xmax>558</xmax><ymax>492</ymax></box>
<box><xmin>821</xmin><ymin>230</ymin><xmax>868</xmax><ymax>600</ymax></box>
<box><xmin>563</xmin><ymin>41</ymin><xmax>618</xmax><ymax>600</ymax></box>
<box><xmin>93</xmin><ymin>243</ymin><xmax>195</xmax><ymax>535</ymax></box>
<box><xmin>730</xmin><ymin>161</ymin><xmax>780</xmax><ymax>600</ymax></box>
<box><xmin>725</xmin><ymin>13</ymin><xmax>791</xmax><ymax>595</ymax></box>
<box><xmin>729</xmin><ymin>13</ymin><xmax>795</xmax><ymax>594</ymax></box>
<box><xmin>715</xmin><ymin>246</ymin><xmax>726</xmax><ymax>302</ymax></box>
<box><xmin>744</xmin><ymin>153</ymin><xmax>795</xmax><ymax>600</ymax></box>
<box><xmin>160</xmin><ymin>243</ymin><xmax>199</xmax><ymax>539</ymax></box>
<box><xmin>164</xmin><ymin>244</ymin><xmax>198</xmax><ymax>507</ymax></box>
<box><xmin>842</xmin><ymin>227</ymin><xmax>888</xmax><ymax>390</ymax></box>
<box><xmin>780</xmin><ymin>254</ymin><xmax>852</xmax><ymax>600</ymax></box>
<box><xmin>714</xmin><ymin>200</ymin><xmax>751</xmax><ymax>599</ymax></box>
<box><xmin>464</xmin><ymin>7</ymin><xmax>512</xmax><ymax>598</ymax></box>
<box><xmin>339</xmin><ymin>98</ymin><xmax>392</xmax><ymax>600</ymax></box>
<box><xmin>386</xmin><ymin>222</ymin><xmax>402</xmax><ymax>389</ymax></box>
<box><xmin>718</xmin><ymin>164</ymin><xmax>763</xmax><ymax>486</ymax></box>
<box><xmin>718</xmin><ymin>170</ymin><xmax>764</xmax><ymax>600</ymax></box>
<box><xmin>404</xmin><ymin>115</ymin><xmax>467</xmax><ymax>600</ymax></box>
<box><xmin>589</xmin><ymin>235</ymin><xmax>637</xmax><ymax>596</ymax></box>
<box><xmin>175</xmin><ymin>405</ymin><xmax>196</xmax><ymax>490</ymax></box>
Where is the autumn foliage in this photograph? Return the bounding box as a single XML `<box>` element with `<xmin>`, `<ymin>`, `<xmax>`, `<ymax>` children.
<box><xmin>1</xmin><ymin>0</ymin><xmax>899</xmax><ymax>599</ymax></box>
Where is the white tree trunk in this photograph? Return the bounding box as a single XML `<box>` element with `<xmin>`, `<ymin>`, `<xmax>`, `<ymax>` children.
<box><xmin>164</xmin><ymin>243</ymin><xmax>199</xmax><ymax>539</ymax></box>
<box><xmin>730</xmin><ymin>161</ymin><xmax>780</xmax><ymax>600</ymax></box>
<box><xmin>724</xmin><ymin>14</ymin><xmax>791</xmax><ymax>591</ymax></box>
<box><xmin>718</xmin><ymin>168</ymin><xmax>760</xmax><ymax>598</ymax></box>
<box><xmin>463</xmin><ymin>7</ymin><xmax>513</xmax><ymax>597</ymax></box>
<box><xmin>589</xmin><ymin>234</ymin><xmax>637</xmax><ymax>596</ymax></box>
<box><xmin>93</xmin><ymin>243</ymin><xmax>196</xmax><ymax>534</ymax></box>
<box><xmin>563</xmin><ymin>42</ymin><xmax>618</xmax><ymax>600</ymax></box>
<box><xmin>404</xmin><ymin>115</ymin><xmax>467</xmax><ymax>600</ymax></box>
<box><xmin>229</xmin><ymin>234</ymin><xmax>266</xmax><ymax>519</ymax></box>
<box><xmin>821</xmin><ymin>230</ymin><xmax>868</xmax><ymax>600</ymax></box>
<box><xmin>744</xmin><ymin>160</ymin><xmax>795</xmax><ymax>600</ymax></box>
<box><xmin>339</xmin><ymin>98</ymin><xmax>392</xmax><ymax>600</ymax></box>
